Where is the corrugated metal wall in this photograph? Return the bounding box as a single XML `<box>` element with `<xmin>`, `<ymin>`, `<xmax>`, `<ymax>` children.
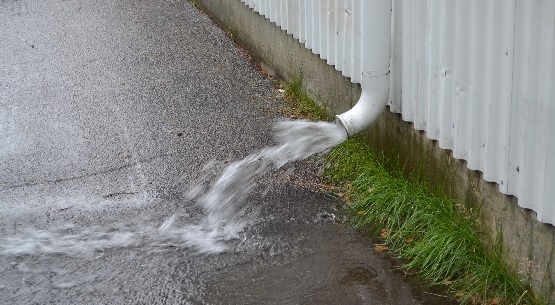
<box><xmin>240</xmin><ymin>0</ymin><xmax>555</xmax><ymax>225</ymax></box>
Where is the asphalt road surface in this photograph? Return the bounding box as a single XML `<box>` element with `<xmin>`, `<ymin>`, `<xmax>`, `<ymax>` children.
<box><xmin>1</xmin><ymin>0</ymin><xmax>451</xmax><ymax>304</ymax></box>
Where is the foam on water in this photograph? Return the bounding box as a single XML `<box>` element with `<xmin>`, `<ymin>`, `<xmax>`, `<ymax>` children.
<box><xmin>1</xmin><ymin>120</ymin><xmax>347</xmax><ymax>256</ymax></box>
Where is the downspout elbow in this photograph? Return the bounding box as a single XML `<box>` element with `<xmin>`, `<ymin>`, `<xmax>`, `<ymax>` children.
<box><xmin>335</xmin><ymin>74</ymin><xmax>389</xmax><ymax>137</ymax></box>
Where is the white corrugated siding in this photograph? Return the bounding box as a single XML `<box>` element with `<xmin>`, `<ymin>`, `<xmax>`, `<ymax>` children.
<box><xmin>241</xmin><ymin>0</ymin><xmax>555</xmax><ymax>225</ymax></box>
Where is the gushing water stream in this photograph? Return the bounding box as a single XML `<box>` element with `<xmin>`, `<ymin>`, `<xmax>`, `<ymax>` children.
<box><xmin>1</xmin><ymin>120</ymin><xmax>347</xmax><ymax>256</ymax></box>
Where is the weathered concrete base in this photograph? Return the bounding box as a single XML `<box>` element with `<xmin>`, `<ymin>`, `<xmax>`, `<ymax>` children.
<box><xmin>194</xmin><ymin>0</ymin><xmax>555</xmax><ymax>302</ymax></box>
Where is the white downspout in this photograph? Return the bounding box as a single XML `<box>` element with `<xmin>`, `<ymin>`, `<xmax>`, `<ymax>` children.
<box><xmin>335</xmin><ymin>0</ymin><xmax>392</xmax><ymax>137</ymax></box>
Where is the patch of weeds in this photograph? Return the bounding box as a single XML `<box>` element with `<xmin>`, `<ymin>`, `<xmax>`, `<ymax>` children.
<box><xmin>226</xmin><ymin>28</ymin><xmax>237</xmax><ymax>42</ymax></box>
<box><xmin>280</xmin><ymin>74</ymin><xmax>331</xmax><ymax>121</ymax></box>
<box><xmin>324</xmin><ymin>137</ymin><xmax>541</xmax><ymax>305</ymax></box>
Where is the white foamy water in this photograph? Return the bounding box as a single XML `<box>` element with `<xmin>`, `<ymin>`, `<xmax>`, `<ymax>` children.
<box><xmin>1</xmin><ymin>120</ymin><xmax>347</xmax><ymax>255</ymax></box>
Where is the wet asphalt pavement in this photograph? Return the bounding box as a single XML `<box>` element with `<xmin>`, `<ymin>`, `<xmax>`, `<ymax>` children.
<box><xmin>1</xmin><ymin>0</ymin><xmax>450</xmax><ymax>304</ymax></box>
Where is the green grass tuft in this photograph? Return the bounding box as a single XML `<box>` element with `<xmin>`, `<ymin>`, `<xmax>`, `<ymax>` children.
<box><xmin>281</xmin><ymin>74</ymin><xmax>331</xmax><ymax>121</ymax></box>
<box><xmin>324</xmin><ymin>137</ymin><xmax>540</xmax><ymax>305</ymax></box>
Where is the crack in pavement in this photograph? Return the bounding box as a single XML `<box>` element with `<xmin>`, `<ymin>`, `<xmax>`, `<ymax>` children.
<box><xmin>0</xmin><ymin>152</ymin><xmax>177</xmax><ymax>190</ymax></box>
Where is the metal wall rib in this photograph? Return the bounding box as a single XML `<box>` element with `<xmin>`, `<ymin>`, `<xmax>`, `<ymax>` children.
<box><xmin>240</xmin><ymin>0</ymin><xmax>555</xmax><ymax>225</ymax></box>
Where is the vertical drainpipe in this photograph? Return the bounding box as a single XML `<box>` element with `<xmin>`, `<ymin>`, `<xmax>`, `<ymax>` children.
<box><xmin>335</xmin><ymin>0</ymin><xmax>392</xmax><ymax>137</ymax></box>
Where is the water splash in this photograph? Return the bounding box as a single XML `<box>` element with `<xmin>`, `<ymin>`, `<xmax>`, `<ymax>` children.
<box><xmin>183</xmin><ymin>119</ymin><xmax>347</xmax><ymax>252</ymax></box>
<box><xmin>0</xmin><ymin>120</ymin><xmax>347</xmax><ymax>255</ymax></box>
